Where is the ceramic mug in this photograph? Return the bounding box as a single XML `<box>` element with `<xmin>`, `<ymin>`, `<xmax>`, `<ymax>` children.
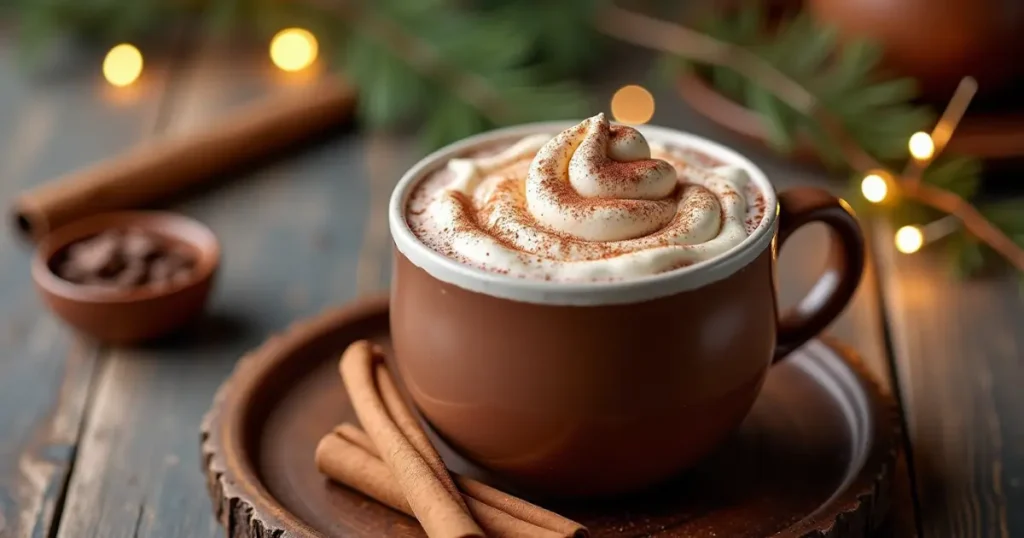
<box><xmin>388</xmin><ymin>122</ymin><xmax>865</xmax><ymax>497</ymax></box>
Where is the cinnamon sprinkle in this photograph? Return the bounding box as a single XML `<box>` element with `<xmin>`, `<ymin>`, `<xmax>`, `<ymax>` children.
<box><xmin>405</xmin><ymin>129</ymin><xmax>766</xmax><ymax>281</ymax></box>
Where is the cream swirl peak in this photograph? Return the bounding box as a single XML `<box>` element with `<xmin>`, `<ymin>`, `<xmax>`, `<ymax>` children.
<box><xmin>406</xmin><ymin>114</ymin><xmax>766</xmax><ymax>282</ymax></box>
<box><xmin>527</xmin><ymin>114</ymin><xmax>679</xmax><ymax>242</ymax></box>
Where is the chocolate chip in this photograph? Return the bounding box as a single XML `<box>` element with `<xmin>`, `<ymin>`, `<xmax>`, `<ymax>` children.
<box><xmin>57</xmin><ymin>260</ymin><xmax>88</xmax><ymax>283</ymax></box>
<box><xmin>96</xmin><ymin>253</ymin><xmax>127</xmax><ymax>279</ymax></box>
<box><xmin>115</xmin><ymin>259</ymin><xmax>147</xmax><ymax>287</ymax></box>
<box><xmin>67</xmin><ymin>232</ymin><xmax>120</xmax><ymax>275</ymax></box>
<box><xmin>122</xmin><ymin>228</ymin><xmax>158</xmax><ymax>261</ymax></box>
<box><xmin>56</xmin><ymin>228</ymin><xmax>199</xmax><ymax>291</ymax></box>
<box><xmin>148</xmin><ymin>257</ymin><xmax>175</xmax><ymax>284</ymax></box>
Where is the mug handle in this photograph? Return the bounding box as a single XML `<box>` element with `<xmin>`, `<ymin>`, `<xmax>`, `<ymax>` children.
<box><xmin>773</xmin><ymin>187</ymin><xmax>866</xmax><ymax>362</ymax></box>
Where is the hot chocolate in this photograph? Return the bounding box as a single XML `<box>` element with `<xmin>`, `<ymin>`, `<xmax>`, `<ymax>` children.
<box><xmin>389</xmin><ymin>117</ymin><xmax>865</xmax><ymax>496</ymax></box>
<box><xmin>407</xmin><ymin>114</ymin><xmax>766</xmax><ymax>282</ymax></box>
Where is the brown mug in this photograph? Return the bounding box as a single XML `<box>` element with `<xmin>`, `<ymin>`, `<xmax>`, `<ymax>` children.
<box><xmin>388</xmin><ymin>122</ymin><xmax>865</xmax><ymax>498</ymax></box>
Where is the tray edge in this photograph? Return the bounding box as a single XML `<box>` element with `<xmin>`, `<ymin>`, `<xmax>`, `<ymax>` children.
<box><xmin>792</xmin><ymin>335</ymin><xmax>904</xmax><ymax>538</ymax></box>
<box><xmin>200</xmin><ymin>294</ymin><xmax>391</xmax><ymax>538</ymax></box>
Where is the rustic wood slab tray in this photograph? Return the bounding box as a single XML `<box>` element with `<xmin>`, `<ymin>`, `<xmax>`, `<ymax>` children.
<box><xmin>201</xmin><ymin>295</ymin><xmax>900</xmax><ymax>538</ymax></box>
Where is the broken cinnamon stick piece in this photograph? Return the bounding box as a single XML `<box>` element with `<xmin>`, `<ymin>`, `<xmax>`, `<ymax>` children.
<box><xmin>333</xmin><ymin>423</ymin><xmax>587</xmax><ymax>538</ymax></box>
<box><xmin>339</xmin><ymin>340</ymin><xmax>483</xmax><ymax>538</ymax></box>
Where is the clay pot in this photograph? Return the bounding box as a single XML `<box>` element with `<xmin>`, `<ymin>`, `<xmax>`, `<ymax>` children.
<box><xmin>808</xmin><ymin>0</ymin><xmax>1024</xmax><ymax>102</ymax></box>
<box><xmin>32</xmin><ymin>211</ymin><xmax>220</xmax><ymax>345</ymax></box>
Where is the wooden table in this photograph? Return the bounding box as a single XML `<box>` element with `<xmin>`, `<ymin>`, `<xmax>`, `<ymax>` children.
<box><xmin>0</xmin><ymin>37</ymin><xmax>1020</xmax><ymax>538</ymax></box>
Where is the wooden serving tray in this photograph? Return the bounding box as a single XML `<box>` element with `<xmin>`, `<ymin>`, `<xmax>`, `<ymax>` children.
<box><xmin>201</xmin><ymin>295</ymin><xmax>900</xmax><ymax>537</ymax></box>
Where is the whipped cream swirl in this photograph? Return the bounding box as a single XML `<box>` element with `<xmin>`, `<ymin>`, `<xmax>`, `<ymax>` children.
<box><xmin>527</xmin><ymin>115</ymin><xmax>679</xmax><ymax>241</ymax></box>
<box><xmin>408</xmin><ymin>114</ymin><xmax>762</xmax><ymax>282</ymax></box>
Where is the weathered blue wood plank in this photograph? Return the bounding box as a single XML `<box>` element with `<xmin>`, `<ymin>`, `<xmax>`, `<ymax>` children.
<box><xmin>0</xmin><ymin>38</ymin><xmax>175</xmax><ymax>538</ymax></box>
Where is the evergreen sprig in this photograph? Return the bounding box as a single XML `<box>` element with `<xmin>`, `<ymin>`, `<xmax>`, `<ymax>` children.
<box><xmin>668</xmin><ymin>3</ymin><xmax>934</xmax><ymax>167</ymax></box>
<box><xmin>655</xmin><ymin>1</ymin><xmax>1024</xmax><ymax>278</ymax></box>
<box><xmin>479</xmin><ymin>0</ymin><xmax>608</xmax><ymax>79</ymax></box>
<box><xmin>331</xmin><ymin>0</ymin><xmax>594</xmax><ymax>150</ymax></box>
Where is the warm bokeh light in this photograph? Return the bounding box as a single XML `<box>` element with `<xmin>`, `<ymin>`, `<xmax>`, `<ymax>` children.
<box><xmin>895</xmin><ymin>225</ymin><xmax>924</xmax><ymax>254</ymax></box>
<box><xmin>610</xmin><ymin>85</ymin><xmax>655</xmax><ymax>125</ymax></box>
<box><xmin>908</xmin><ymin>131</ymin><xmax>935</xmax><ymax>161</ymax></box>
<box><xmin>102</xmin><ymin>44</ymin><xmax>143</xmax><ymax>87</ymax></box>
<box><xmin>860</xmin><ymin>173</ymin><xmax>888</xmax><ymax>203</ymax></box>
<box><xmin>270</xmin><ymin>28</ymin><xmax>319</xmax><ymax>72</ymax></box>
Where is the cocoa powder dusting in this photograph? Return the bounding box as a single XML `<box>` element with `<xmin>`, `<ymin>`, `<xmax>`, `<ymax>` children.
<box><xmin>745</xmin><ymin>189</ymin><xmax>767</xmax><ymax>234</ymax></box>
<box><xmin>405</xmin><ymin>132</ymin><xmax>765</xmax><ymax>282</ymax></box>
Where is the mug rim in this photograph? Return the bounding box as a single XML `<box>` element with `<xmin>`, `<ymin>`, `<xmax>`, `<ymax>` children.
<box><xmin>389</xmin><ymin>120</ymin><xmax>779</xmax><ymax>306</ymax></box>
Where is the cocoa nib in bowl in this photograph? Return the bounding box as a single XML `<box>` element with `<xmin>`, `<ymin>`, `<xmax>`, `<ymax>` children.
<box><xmin>54</xmin><ymin>228</ymin><xmax>198</xmax><ymax>291</ymax></box>
<box><xmin>32</xmin><ymin>211</ymin><xmax>220</xmax><ymax>345</ymax></box>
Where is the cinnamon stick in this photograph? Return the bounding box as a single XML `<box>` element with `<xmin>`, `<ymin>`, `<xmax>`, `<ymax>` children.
<box><xmin>375</xmin><ymin>364</ymin><xmax>468</xmax><ymax>509</ymax></box>
<box><xmin>339</xmin><ymin>340</ymin><xmax>484</xmax><ymax>538</ymax></box>
<box><xmin>11</xmin><ymin>78</ymin><xmax>355</xmax><ymax>242</ymax></box>
<box><xmin>315</xmin><ymin>427</ymin><xmax>576</xmax><ymax>538</ymax></box>
<box><xmin>329</xmin><ymin>423</ymin><xmax>587</xmax><ymax>538</ymax></box>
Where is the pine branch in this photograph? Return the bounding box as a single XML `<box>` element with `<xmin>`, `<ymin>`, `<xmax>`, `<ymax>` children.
<box><xmin>676</xmin><ymin>5</ymin><xmax>933</xmax><ymax>167</ymax></box>
<box><xmin>302</xmin><ymin>0</ymin><xmax>590</xmax><ymax>149</ymax></box>
<box><xmin>904</xmin><ymin>181</ymin><xmax>1024</xmax><ymax>270</ymax></box>
<box><xmin>595</xmin><ymin>3</ymin><xmax>1024</xmax><ymax>275</ymax></box>
<box><xmin>483</xmin><ymin>0</ymin><xmax>607</xmax><ymax>78</ymax></box>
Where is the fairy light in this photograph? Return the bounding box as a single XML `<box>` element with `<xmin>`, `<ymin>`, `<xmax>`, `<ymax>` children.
<box><xmin>895</xmin><ymin>225</ymin><xmax>924</xmax><ymax>254</ymax></box>
<box><xmin>610</xmin><ymin>85</ymin><xmax>655</xmax><ymax>125</ymax></box>
<box><xmin>860</xmin><ymin>172</ymin><xmax>889</xmax><ymax>203</ymax></box>
<box><xmin>908</xmin><ymin>132</ymin><xmax>935</xmax><ymax>161</ymax></box>
<box><xmin>102</xmin><ymin>44</ymin><xmax>143</xmax><ymax>87</ymax></box>
<box><xmin>270</xmin><ymin>28</ymin><xmax>319</xmax><ymax>72</ymax></box>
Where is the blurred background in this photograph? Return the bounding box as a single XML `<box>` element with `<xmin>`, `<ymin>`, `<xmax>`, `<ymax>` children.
<box><xmin>4</xmin><ymin>0</ymin><xmax>1024</xmax><ymax>275</ymax></box>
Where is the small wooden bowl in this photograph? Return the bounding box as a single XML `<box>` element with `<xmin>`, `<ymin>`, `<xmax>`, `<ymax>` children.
<box><xmin>31</xmin><ymin>211</ymin><xmax>220</xmax><ymax>345</ymax></box>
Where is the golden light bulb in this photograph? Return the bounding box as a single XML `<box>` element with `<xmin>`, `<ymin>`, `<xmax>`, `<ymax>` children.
<box><xmin>610</xmin><ymin>85</ymin><xmax>655</xmax><ymax>125</ymax></box>
<box><xmin>102</xmin><ymin>44</ymin><xmax>143</xmax><ymax>87</ymax></box>
<box><xmin>908</xmin><ymin>131</ymin><xmax>935</xmax><ymax>161</ymax></box>
<box><xmin>270</xmin><ymin>28</ymin><xmax>319</xmax><ymax>72</ymax></box>
<box><xmin>895</xmin><ymin>225</ymin><xmax>924</xmax><ymax>254</ymax></box>
<box><xmin>860</xmin><ymin>173</ymin><xmax>888</xmax><ymax>203</ymax></box>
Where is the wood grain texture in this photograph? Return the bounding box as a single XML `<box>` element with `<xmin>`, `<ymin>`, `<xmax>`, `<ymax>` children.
<box><xmin>0</xmin><ymin>39</ymin><xmax>172</xmax><ymax>538</ymax></box>
<box><xmin>875</xmin><ymin>222</ymin><xmax>1024</xmax><ymax>538</ymax></box>
<box><xmin>52</xmin><ymin>41</ymin><xmax>368</xmax><ymax>538</ymax></box>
